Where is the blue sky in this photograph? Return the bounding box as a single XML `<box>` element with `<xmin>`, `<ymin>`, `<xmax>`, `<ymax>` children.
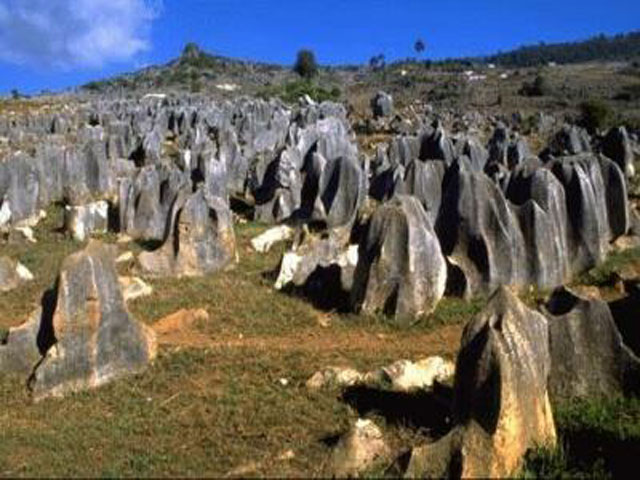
<box><xmin>1</xmin><ymin>0</ymin><xmax>639</xmax><ymax>94</ymax></box>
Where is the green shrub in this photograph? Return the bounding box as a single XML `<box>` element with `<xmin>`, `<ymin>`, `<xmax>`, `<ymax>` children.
<box><xmin>615</xmin><ymin>83</ymin><xmax>640</xmax><ymax>101</ymax></box>
<box><xmin>520</xmin><ymin>74</ymin><xmax>551</xmax><ymax>97</ymax></box>
<box><xmin>578</xmin><ymin>99</ymin><xmax>614</xmax><ymax>133</ymax></box>
<box><xmin>258</xmin><ymin>80</ymin><xmax>340</xmax><ymax>104</ymax></box>
<box><xmin>293</xmin><ymin>49</ymin><xmax>318</xmax><ymax>79</ymax></box>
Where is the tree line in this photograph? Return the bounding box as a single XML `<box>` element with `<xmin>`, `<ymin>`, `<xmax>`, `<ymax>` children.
<box><xmin>485</xmin><ymin>31</ymin><xmax>640</xmax><ymax>67</ymax></box>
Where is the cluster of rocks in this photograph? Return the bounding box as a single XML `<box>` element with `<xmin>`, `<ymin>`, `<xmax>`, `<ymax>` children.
<box><xmin>306</xmin><ymin>356</ymin><xmax>454</xmax><ymax>393</ymax></box>
<box><xmin>400</xmin><ymin>285</ymin><xmax>640</xmax><ymax>477</ymax></box>
<box><xmin>323</xmin><ymin>285</ymin><xmax>640</xmax><ymax>478</ymax></box>
<box><xmin>269</xmin><ymin>113</ymin><xmax>637</xmax><ymax>320</ymax></box>
<box><xmin>0</xmin><ymin>95</ymin><xmax>368</xmax><ymax>279</ymax></box>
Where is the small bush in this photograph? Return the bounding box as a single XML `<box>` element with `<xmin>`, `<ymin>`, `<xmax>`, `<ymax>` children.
<box><xmin>578</xmin><ymin>99</ymin><xmax>614</xmax><ymax>134</ymax></box>
<box><xmin>294</xmin><ymin>49</ymin><xmax>318</xmax><ymax>79</ymax></box>
<box><xmin>258</xmin><ymin>80</ymin><xmax>340</xmax><ymax>104</ymax></box>
<box><xmin>614</xmin><ymin>83</ymin><xmax>640</xmax><ymax>101</ymax></box>
<box><xmin>520</xmin><ymin>74</ymin><xmax>551</xmax><ymax>97</ymax></box>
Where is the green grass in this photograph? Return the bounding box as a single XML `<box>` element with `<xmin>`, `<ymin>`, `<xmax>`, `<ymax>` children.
<box><xmin>521</xmin><ymin>396</ymin><xmax>640</xmax><ymax>478</ymax></box>
<box><xmin>0</xmin><ymin>348</ymin><xmax>352</xmax><ymax>477</ymax></box>
<box><xmin>572</xmin><ymin>247</ymin><xmax>640</xmax><ymax>286</ymax></box>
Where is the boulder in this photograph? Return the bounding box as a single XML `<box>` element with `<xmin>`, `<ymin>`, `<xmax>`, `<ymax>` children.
<box><xmin>352</xmin><ymin>195</ymin><xmax>446</xmax><ymax>320</ymax></box>
<box><xmin>306</xmin><ymin>367</ymin><xmax>364</xmax><ymax>390</ymax></box>
<box><xmin>366</xmin><ymin>357</ymin><xmax>454</xmax><ymax>393</ymax></box>
<box><xmin>0</xmin><ymin>256</ymin><xmax>34</xmax><ymax>292</ymax></box>
<box><xmin>436</xmin><ymin>166</ymin><xmax>526</xmax><ymax>296</ymax></box>
<box><xmin>403</xmin><ymin>288</ymin><xmax>556</xmax><ymax>478</ymax></box>
<box><xmin>305</xmin><ymin>356</ymin><xmax>454</xmax><ymax>393</ymax></box>
<box><xmin>371</xmin><ymin>91</ymin><xmax>394</xmax><ymax>118</ymax></box>
<box><xmin>118</xmin><ymin>164</ymin><xmax>190</xmax><ymax>242</ymax></box>
<box><xmin>250</xmin><ymin>225</ymin><xmax>295</xmax><ymax>253</ymax></box>
<box><xmin>138</xmin><ymin>189</ymin><xmax>236</xmax><ymax>277</ymax></box>
<box><xmin>506</xmin><ymin>166</ymin><xmax>572</xmax><ymax>288</ymax></box>
<box><xmin>420</xmin><ymin>124</ymin><xmax>455</xmax><ymax>164</ymax></box>
<box><xmin>302</xmin><ymin>153</ymin><xmax>366</xmax><ymax>228</ymax></box>
<box><xmin>274</xmin><ymin>229</ymin><xmax>357</xmax><ymax>310</ymax></box>
<box><xmin>0</xmin><ymin>242</ymin><xmax>156</xmax><ymax>400</ymax></box>
<box><xmin>396</xmin><ymin>160</ymin><xmax>446</xmax><ymax>225</ymax></box>
<box><xmin>602</xmin><ymin>126</ymin><xmax>635</xmax><ymax>178</ymax></box>
<box><xmin>330</xmin><ymin>419</ymin><xmax>391</xmax><ymax>478</ymax></box>
<box><xmin>119</xmin><ymin>276</ymin><xmax>153</xmax><ymax>302</ymax></box>
<box><xmin>542</xmin><ymin>288</ymin><xmax>640</xmax><ymax>402</ymax></box>
<box><xmin>548</xmin><ymin>124</ymin><xmax>592</xmax><ymax>156</ymax></box>
<box><xmin>64</xmin><ymin>200</ymin><xmax>109</xmax><ymax>242</ymax></box>
<box><xmin>549</xmin><ymin>154</ymin><xmax>628</xmax><ymax>273</ymax></box>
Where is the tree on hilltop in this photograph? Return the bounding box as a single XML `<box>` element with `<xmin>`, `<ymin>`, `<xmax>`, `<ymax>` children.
<box><xmin>294</xmin><ymin>49</ymin><xmax>319</xmax><ymax>79</ymax></box>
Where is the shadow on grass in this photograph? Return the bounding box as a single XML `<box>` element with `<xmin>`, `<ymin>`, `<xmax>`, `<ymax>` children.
<box><xmin>341</xmin><ymin>383</ymin><xmax>454</xmax><ymax>439</ymax></box>
<box><xmin>274</xmin><ymin>265</ymin><xmax>352</xmax><ymax>313</ymax></box>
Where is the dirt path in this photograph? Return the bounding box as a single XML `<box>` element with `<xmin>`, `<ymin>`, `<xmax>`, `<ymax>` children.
<box><xmin>153</xmin><ymin>321</ymin><xmax>463</xmax><ymax>359</ymax></box>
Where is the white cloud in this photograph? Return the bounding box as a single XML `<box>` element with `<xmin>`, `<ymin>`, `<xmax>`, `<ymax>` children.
<box><xmin>0</xmin><ymin>0</ymin><xmax>162</xmax><ymax>69</ymax></box>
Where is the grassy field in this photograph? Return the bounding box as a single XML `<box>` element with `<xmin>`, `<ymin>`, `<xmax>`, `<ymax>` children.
<box><xmin>0</xmin><ymin>205</ymin><xmax>477</xmax><ymax>477</ymax></box>
<box><xmin>3</xmin><ymin>203</ymin><xmax>640</xmax><ymax>477</ymax></box>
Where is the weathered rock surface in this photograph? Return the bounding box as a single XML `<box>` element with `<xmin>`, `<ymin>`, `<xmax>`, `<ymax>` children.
<box><xmin>138</xmin><ymin>188</ymin><xmax>236</xmax><ymax>277</ymax></box>
<box><xmin>274</xmin><ymin>228</ymin><xmax>356</xmax><ymax>287</ymax></box>
<box><xmin>403</xmin><ymin>288</ymin><xmax>556</xmax><ymax>478</ymax></box>
<box><xmin>0</xmin><ymin>242</ymin><xmax>156</xmax><ymax>400</ymax></box>
<box><xmin>542</xmin><ymin>287</ymin><xmax>640</xmax><ymax>402</ymax></box>
<box><xmin>371</xmin><ymin>91</ymin><xmax>394</xmax><ymax>118</ymax></box>
<box><xmin>119</xmin><ymin>276</ymin><xmax>153</xmax><ymax>302</ymax></box>
<box><xmin>64</xmin><ymin>200</ymin><xmax>109</xmax><ymax>242</ymax></box>
<box><xmin>548</xmin><ymin>124</ymin><xmax>592</xmax><ymax>156</ymax></box>
<box><xmin>250</xmin><ymin>224</ymin><xmax>295</xmax><ymax>253</ymax></box>
<box><xmin>549</xmin><ymin>154</ymin><xmax>629</xmax><ymax>272</ymax></box>
<box><xmin>306</xmin><ymin>356</ymin><xmax>454</xmax><ymax>392</ymax></box>
<box><xmin>330</xmin><ymin>419</ymin><xmax>391</xmax><ymax>478</ymax></box>
<box><xmin>370</xmin><ymin>357</ymin><xmax>454</xmax><ymax>393</ymax></box>
<box><xmin>437</xmin><ymin>166</ymin><xmax>527</xmax><ymax>296</ymax></box>
<box><xmin>118</xmin><ymin>164</ymin><xmax>190</xmax><ymax>242</ymax></box>
<box><xmin>306</xmin><ymin>366</ymin><xmax>364</xmax><ymax>390</ymax></box>
<box><xmin>0</xmin><ymin>256</ymin><xmax>33</xmax><ymax>292</ymax></box>
<box><xmin>602</xmin><ymin>126</ymin><xmax>635</xmax><ymax>178</ymax></box>
<box><xmin>352</xmin><ymin>195</ymin><xmax>446</xmax><ymax>319</ymax></box>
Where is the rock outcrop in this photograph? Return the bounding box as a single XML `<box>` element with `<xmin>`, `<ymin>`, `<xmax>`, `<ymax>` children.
<box><xmin>138</xmin><ymin>188</ymin><xmax>236</xmax><ymax>277</ymax></box>
<box><xmin>403</xmin><ymin>288</ymin><xmax>556</xmax><ymax>478</ymax></box>
<box><xmin>0</xmin><ymin>256</ymin><xmax>34</xmax><ymax>292</ymax></box>
<box><xmin>0</xmin><ymin>242</ymin><xmax>156</xmax><ymax>400</ymax></box>
<box><xmin>371</xmin><ymin>91</ymin><xmax>394</xmax><ymax>118</ymax></box>
<box><xmin>602</xmin><ymin>126</ymin><xmax>635</xmax><ymax>178</ymax></box>
<box><xmin>542</xmin><ymin>287</ymin><xmax>640</xmax><ymax>402</ymax></box>
<box><xmin>64</xmin><ymin>200</ymin><xmax>109</xmax><ymax>242</ymax></box>
<box><xmin>352</xmin><ymin>195</ymin><xmax>446</xmax><ymax>320</ymax></box>
<box><xmin>330</xmin><ymin>419</ymin><xmax>391</xmax><ymax>478</ymax></box>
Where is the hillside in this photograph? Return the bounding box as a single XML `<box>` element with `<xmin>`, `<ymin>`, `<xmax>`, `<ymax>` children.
<box><xmin>486</xmin><ymin>30</ymin><xmax>640</xmax><ymax>67</ymax></box>
<box><xmin>82</xmin><ymin>42</ymin><xmax>294</xmax><ymax>96</ymax></box>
